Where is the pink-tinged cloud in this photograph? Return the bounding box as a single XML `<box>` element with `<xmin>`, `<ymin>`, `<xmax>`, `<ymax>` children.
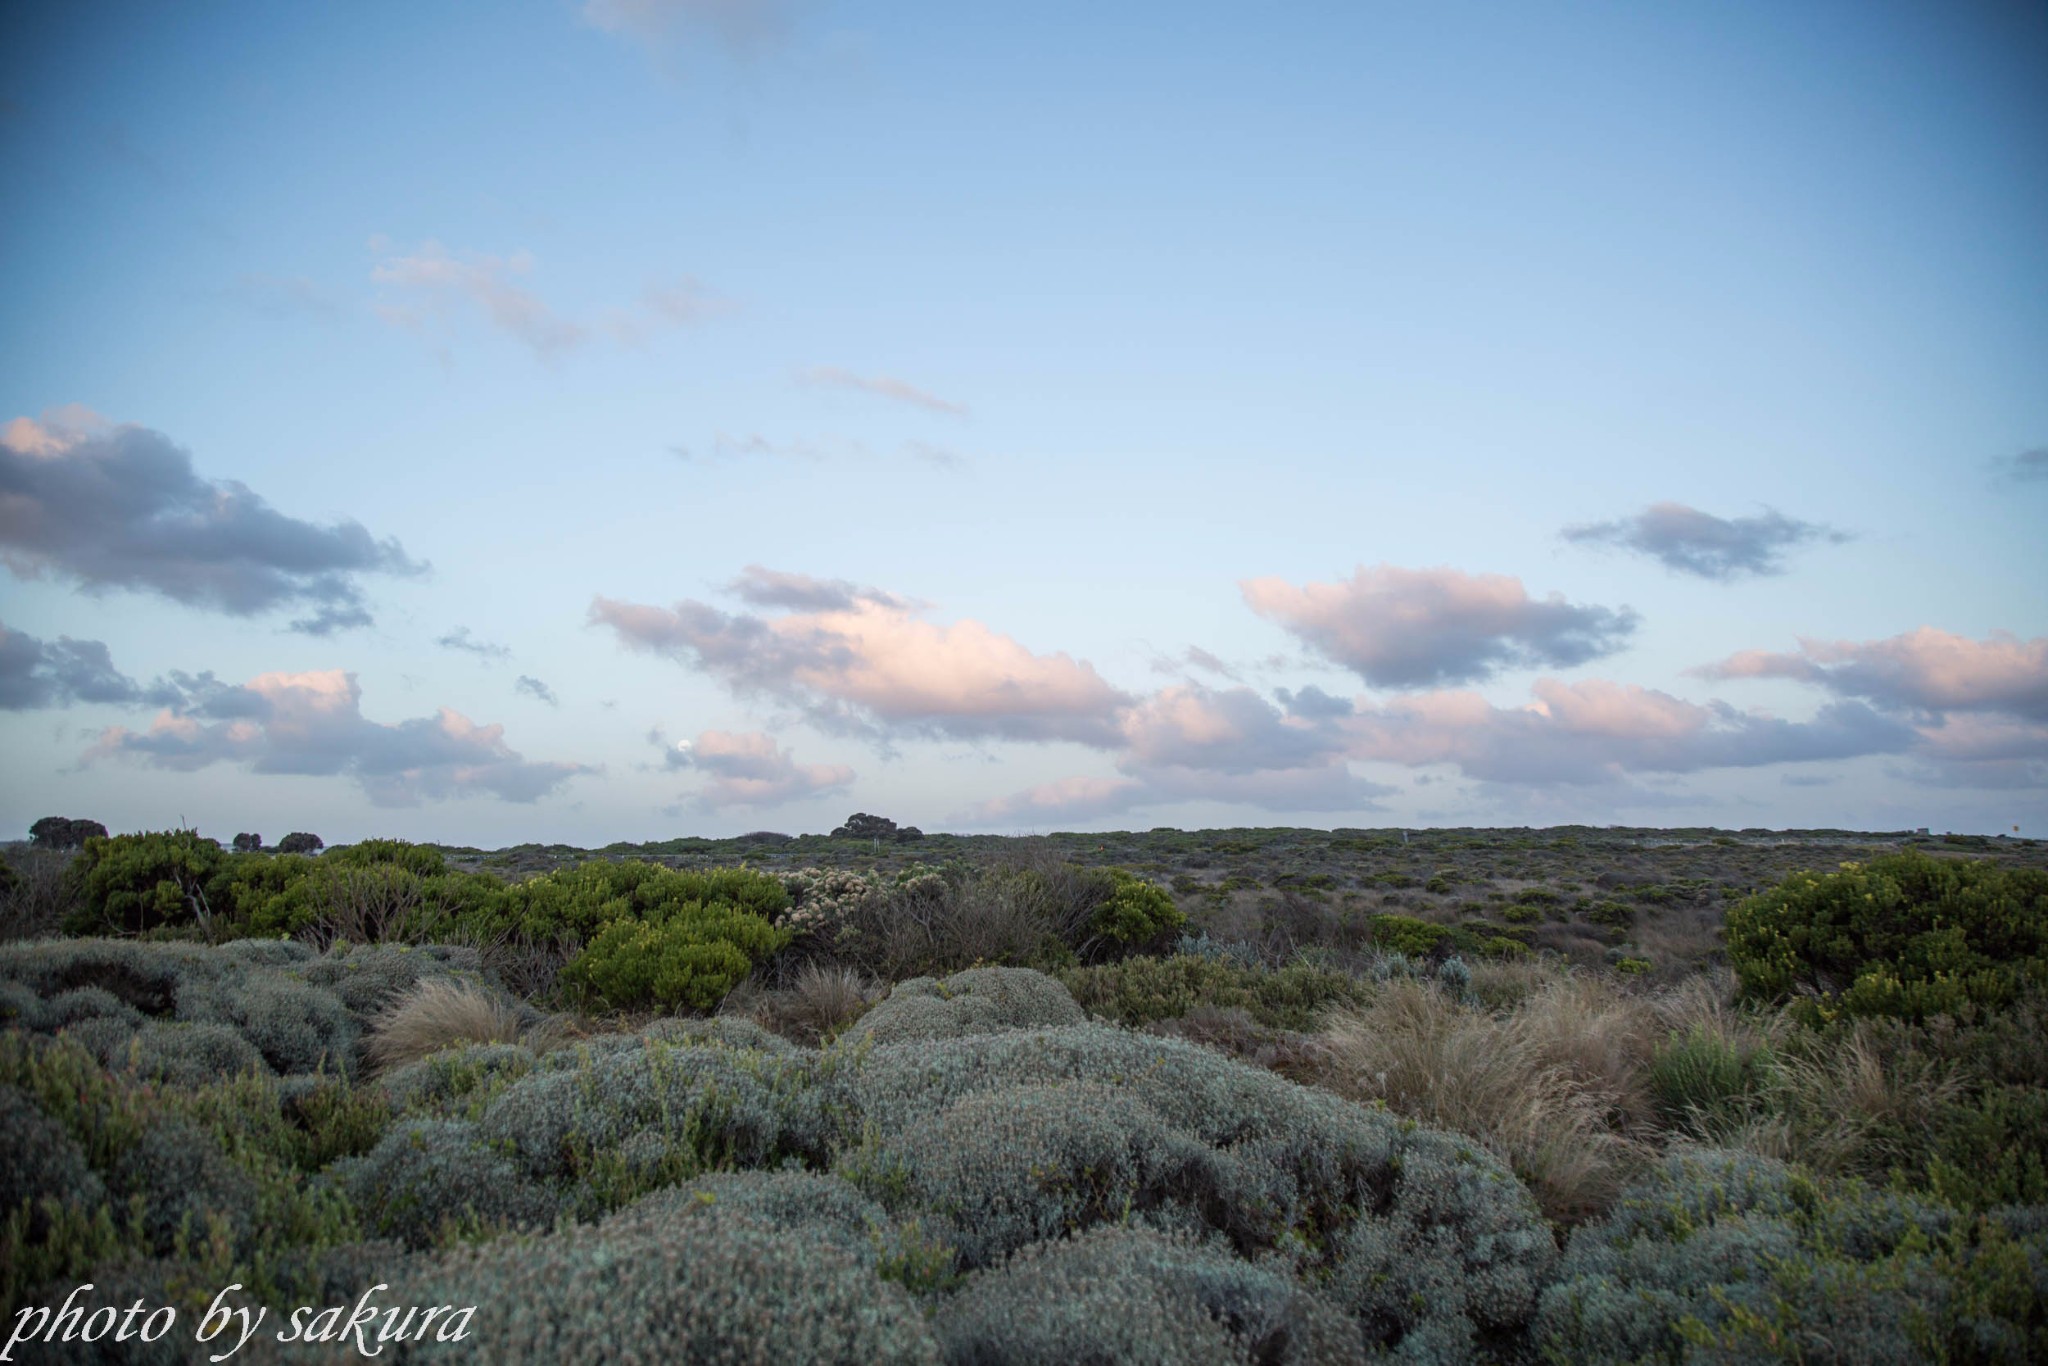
<box><xmin>590</xmin><ymin>576</ymin><xmax>1130</xmax><ymax>745</ymax></box>
<box><xmin>1697</xmin><ymin>628</ymin><xmax>2048</xmax><ymax>721</ymax></box>
<box><xmin>1240</xmin><ymin>564</ymin><xmax>1637</xmax><ymax>688</ymax></box>
<box><xmin>796</xmin><ymin>366</ymin><xmax>967</xmax><ymax>416</ymax></box>
<box><xmin>372</xmin><ymin>241</ymin><xmax>586</xmax><ymax>358</ymax></box>
<box><xmin>669</xmin><ymin>728</ymin><xmax>855</xmax><ymax>809</ymax></box>
<box><xmin>87</xmin><ymin>669</ymin><xmax>593</xmax><ymax>806</ymax></box>
<box><xmin>958</xmin><ymin>774</ymin><xmax>1148</xmax><ymax>826</ymax></box>
<box><xmin>1338</xmin><ymin>678</ymin><xmax>1914</xmax><ymax>785</ymax></box>
<box><xmin>1118</xmin><ymin>683</ymin><xmax>1348</xmax><ymax>775</ymax></box>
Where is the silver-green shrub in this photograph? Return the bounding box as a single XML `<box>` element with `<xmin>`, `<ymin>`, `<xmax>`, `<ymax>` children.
<box><xmin>935</xmin><ymin>1225</ymin><xmax>1365</xmax><ymax>1366</ymax></box>
<box><xmin>642</xmin><ymin>1014</ymin><xmax>802</xmax><ymax>1055</ymax></box>
<box><xmin>397</xmin><ymin>1202</ymin><xmax>941</xmax><ymax>1363</ymax></box>
<box><xmin>332</xmin><ymin>1119</ymin><xmax>556</xmax><ymax>1249</ymax></box>
<box><xmin>610</xmin><ymin>1170</ymin><xmax>893</xmax><ymax>1268</ymax></box>
<box><xmin>1536</xmin><ymin>1149</ymin><xmax>1976</xmax><ymax>1364</ymax></box>
<box><xmin>124</xmin><ymin>1019</ymin><xmax>271</xmax><ymax>1086</ymax></box>
<box><xmin>846</xmin><ymin>967</ymin><xmax>1086</xmax><ymax>1045</ymax></box>
<box><xmin>382</xmin><ymin>1042</ymin><xmax>537</xmax><ymax>1119</ymax></box>
<box><xmin>298</xmin><ymin>942</ymin><xmax>481</xmax><ymax>1023</ymax></box>
<box><xmin>480</xmin><ymin>1035</ymin><xmax>838</xmax><ymax>1211</ymax></box>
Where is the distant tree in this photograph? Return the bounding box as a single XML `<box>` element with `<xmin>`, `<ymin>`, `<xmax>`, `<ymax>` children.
<box><xmin>29</xmin><ymin>817</ymin><xmax>108</xmax><ymax>850</ymax></box>
<box><xmin>277</xmin><ymin>831</ymin><xmax>325</xmax><ymax>855</ymax></box>
<box><xmin>895</xmin><ymin>826</ymin><xmax>925</xmax><ymax>843</ymax></box>
<box><xmin>831</xmin><ymin>813</ymin><xmax>898</xmax><ymax>841</ymax></box>
<box><xmin>232</xmin><ymin>832</ymin><xmax>264</xmax><ymax>853</ymax></box>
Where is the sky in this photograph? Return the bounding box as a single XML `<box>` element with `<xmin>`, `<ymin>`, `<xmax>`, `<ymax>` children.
<box><xmin>2</xmin><ymin>0</ymin><xmax>2045</xmax><ymax>846</ymax></box>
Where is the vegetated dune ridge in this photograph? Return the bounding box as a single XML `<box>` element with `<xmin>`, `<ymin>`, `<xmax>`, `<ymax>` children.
<box><xmin>2</xmin><ymin>823</ymin><xmax>2044</xmax><ymax>1363</ymax></box>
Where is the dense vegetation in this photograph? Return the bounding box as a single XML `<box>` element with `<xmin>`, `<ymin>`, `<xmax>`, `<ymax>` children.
<box><xmin>2</xmin><ymin>821</ymin><xmax>2043</xmax><ymax>1362</ymax></box>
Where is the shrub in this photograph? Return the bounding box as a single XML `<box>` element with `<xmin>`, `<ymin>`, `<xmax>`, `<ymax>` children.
<box><xmin>382</xmin><ymin>1042</ymin><xmax>538</xmax><ymax>1120</ymax></box>
<box><xmin>845</xmin><ymin>966</ymin><xmax>1086</xmax><ymax>1045</ymax></box>
<box><xmin>849</xmin><ymin>1081</ymin><xmax>1223</xmax><ymax>1269</ymax></box>
<box><xmin>111</xmin><ymin>1117</ymin><xmax>260</xmax><ymax>1257</ymax></box>
<box><xmin>935</xmin><ymin>1225</ymin><xmax>1364</xmax><ymax>1365</ymax></box>
<box><xmin>0</xmin><ymin>1083</ymin><xmax>108</xmax><ymax>1240</ymax></box>
<box><xmin>332</xmin><ymin>1119</ymin><xmax>555</xmax><ymax>1249</ymax></box>
<box><xmin>277</xmin><ymin>831</ymin><xmax>324</xmax><ymax>855</ymax></box>
<box><xmin>300</xmin><ymin>942</ymin><xmax>481</xmax><ymax>1024</ymax></box>
<box><xmin>63</xmin><ymin>829</ymin><xmax>229</xmax><ymax>934</ymax></box>
<box><xmin>1095</xmin><ymin>869</ymin><xmax>1187</xmax><ymax>944</ymax></box>
<box><xmin>1058</xmin><ymin>953</ymin><xmax>1368</xmax><ymax>1031</ymax></box>
<box><xmin>366</xmin><ymin>977</ymin><xmax>527</xmax><ymax>1072</ymax></box>
<box><xmin>741</xmin><ymin>962</ymin><xmax>877</xmax><ymax>1043</ymax></box>
<box><xmin>479</xmin><ymin>1035</ymin><xmax>836</xmax><ymax>1210</ymax></box>
<box><xmin>841</xmin><ymin>1022</ymin><xmax>1557</xmax><ymax>1352</ymax></box>
<box><xmin>558</xmin><ymin>903</ymin><xmax>786</xmax><ymax>1012</ymax></box>
<box><xmin>396</xmin><ymin>1201</ymin><xmax>940</xmax><ymax>1363</ymax></box>
<box><xmin>1727</xmin><ymin>853</ymin><xmax>2048</xmax><ymax>1023</ymax></box>
<box><xmin>613</xmin><ymin>1171</ymin><xmax>894</xmax><ymax>1270</ymax></box>
<box><xmin>1536</xmin><ymin>1149</ymin><xmax>2048</xmax><ymax>1364</ymax></box>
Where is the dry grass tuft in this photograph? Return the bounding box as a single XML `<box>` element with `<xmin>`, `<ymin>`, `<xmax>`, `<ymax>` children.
<box><xmin>736</xmin><ymin>963</ymin><xmax>879</xmax><ymax>1043</ymax></box>
<box><xmin>366</xmin><ymin>977</ymin><xmax>527</xmax><ymax>1071</ymax></box>
<box><xmin>1310</xmin><ymin>978</ymin><xmax>1655</xmax><ymax>1224</ymax></box>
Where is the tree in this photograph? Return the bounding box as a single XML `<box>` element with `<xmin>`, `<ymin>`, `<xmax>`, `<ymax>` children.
<box><xmin>233</xmin><ymin>832</ymin><xmax>264</xmax><ymax>853</ymax></box>
<box><xmin>277</xmin><ymin>832</ymin><xmax>325</xmax><ymax>855</ymax></box>
<box><xmin>832</xmin><ymin>813</ymin><xmax>898</xmax><ymax>840</ymax></box>
<box><xmin>29</xmin><ymin>816</ymin><xmax>108</xmax><ymax>850</ymax></box>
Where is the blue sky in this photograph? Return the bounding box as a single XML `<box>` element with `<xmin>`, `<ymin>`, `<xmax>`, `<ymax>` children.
<box><xmin>2</xmin><ymin>0</ymin><xmax>2044</xmax><ymax>845</ymax></box>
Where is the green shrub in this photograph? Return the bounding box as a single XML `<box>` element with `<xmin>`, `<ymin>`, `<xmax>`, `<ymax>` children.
<box><xmin>1370</xmin><ymin>913</ymin><xmax>1452</xmax><ymax>956</ymax></box>
<box><xmin>1726</xmin><ymin>853</ymin><xmax>2048</xmax><ymax>1024</ymax></box>
<box><xmin>846</xmin><ymin>966</ymin><xmax>1086</xmax><ymax>1045</ymax></box>
<box><xmin>382</xmin><ymin>1042</ymin><xmax>539</xmax><ymax>1120</ymax></box>
<box><xmin>935</xmin><ymin>1225</ymin><xmax>1364</xmax><ymax>1365</ymax></box>
<box><xmin>615</xmin><ymin>1171</ymin><xmax>896</xmax><ymax>1270</ymax></box>
<box><xmin>1096</xmin><ymin>870</ymin><xmax>1187</xmax><ymax>943</ymax></box>
<box><xmin>0</xmin><ymin>1082</ymin><xmax>107</xmax><ymax>1239</ymax></box>
<box><xmin>1058</xmin><ymin>953</ymin><xmax>1368</xmax><ymax>1031</ymax></box>
<box><xmin>558</xmin><ymin>902</ymin><xmax>786</xmax><ymax>1012</ymax></box>
<box><xmin>63</xmin><ymin>829</ymin><xmax>229</xmax><ymax>935</ymax></box>
<box><xmin>112</xmin><ymin>1117</ymin><xmax>260</xmax><ymax>1257</ymax></box>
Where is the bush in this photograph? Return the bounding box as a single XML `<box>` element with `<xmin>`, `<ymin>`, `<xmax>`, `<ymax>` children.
<box><xmin>559</xmin><ymin>902</ymin><xmax>787</xmax><ymax>1012</ymax></box>
<box><xmin>1536</xmin><ymin>1149</ymin><xmax>2048</xmax><ymax>1364</ymax></box>
<box><xmin>841</xmin><ymin>1022</ymin><xmax>1556</xmax><ymax>1352</ymax></box>
<box><xmin>276</xmin><ymin>831</ymin><xmax>324</xmax><ymax>855</ymax></box>
<box><xmin>935</xmin><ymin>1225</ymin><xmax>1364</xmax><ymax>1365</ymax></box>
<box><xmin>395</xmin><ymin>1201</ymin><xmax>940</xmax><ymax>1363</ymax></box>
<box><xmin>332</xmin><ymin>1118</ymin><xmax>555</xmax><ymax>1249</ymax></box>
<box><xmin>1095</xmin><ymin>869</ymin><xmax>1187</xmax><ymax>944</ymax></box>
<box><xmin>845</xmin><ymin>966</ymin><xmax>1086</xmax><ymax>1045</ymax></box>
<box><xmin>382</xmin><ymin>1042</ymin><xmax>538</xmax><ymax>1121</ymax></box>
<box><xmin>111</xmin><ymin>1117</ymin><xmax>260</xmax><ymax>1257</ymax></box>
<box><xmin>1059</xmin><ymin>953</ymin><xmax>1368</xmax><ymax>1031</ymax></box>
<box><xmin>614</xmin><ymin>1171</ymin><xmax>895</xmax><ymax>1270</ymax></box>
<box><xmin>1727</xmin><ymin>853</ymin><xmax>2048</xmax><ymax>1023</ymax></box>
<box><xmin>63</xmin><ymin>829</ymin><xmax>229</xmax><ymax>934</ymax></box>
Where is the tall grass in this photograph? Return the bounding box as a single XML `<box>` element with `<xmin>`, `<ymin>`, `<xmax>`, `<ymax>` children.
<box><xmin>365</xmin><ymin>978</ymin><xmax>527</xmax><ymax>1071</ymax></box>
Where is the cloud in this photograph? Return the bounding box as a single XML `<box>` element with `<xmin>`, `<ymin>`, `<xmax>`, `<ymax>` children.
<box><xmin>86</xmin><ymin>669</ymin><xmax>593</xmax><ymax>806</ymax></box>
<box><xmin>232</xmin><ymin>273</ymin><xmax>342</xmax><ymax>322</ymax></box>
<box><xmin>1561</xmin><ymin>502</ymin><xmax>1850</xmax><ymax>579</ymax></box>
<box><xmin>0</xmin><ymin>409</ymin><xmax>423</xmax><ymax>631</ymax></box>
<box><xmin>904</xmin><ymin>440</ymin><xmax>965</xmax><ymax>469</ymax></box>
<box><xmin>1117</xmin><ymin>683</ymin><xmax>1347</xmax><ymax>776</ymax></box>
<box><xmin>1241</xmin><ymin>565</ymin><xmax>1637</xmax><ymax>688</ymax></box>
<box><xmin>0</xmin><ymin>622</ymin><xmax>179</xmax><ymax>711</ymax></box>
<box><xmin>796</xmin><ymin>367</ymin><xmax>967</xmax><ymax>416</ymax></box>
<box><xmin>1697</xmin><ymin>629</ymin><xmax>2048</xmax><ymax>722</ymax></box>
<box><xmin>1993</xmin><ymin>447</ymin><xmax>2048</xmax><ymax>486</ymax></box>
<box><xmin>370</xmin><ymin>239</ymin><xmax>725</xmax><ymax>361</ymax></box>
<box><xmin>591</xmin><ymin>578</ymin><xmax>1131</xmax><ymax>745</ymax></box>
<box><xmin>1149</xmin><ymin>646</ymin><xmax>1241</xmax><ymax>682</ymax></box>
<box><xmin>580</xmin><ymin>0</ymin><xmax>793</xmax><ymax>57</ymax></box>
<box><xmin>437</xmin><ymin>626</ymin><xmax>512</xmax><ymax>661</ymax></box>
<box><xmin>726</xmin><ymin>564</ymin><xmax>910</xmax><ymax>613</ymax></box>
<box><xmin>960</xmin><ymin>775</ymin><xmax>1149</xmax><ymax>826</ymax></box>
<box><xmin>666</xmin><ymin>728</ymin><xmax>855</xmax><ymax>809</ymax></box>
<box><xmin>1337</xmin><ymin>678</ymin><xmax>1916</xmax><ymax>785</ymax></box>
<box><xmin>371</xmin><ymin>240</ymin><xmax>585</xmax><ymax>359</ymax></box>
<box><xmin>1275</xmin><ymin>684</ymin><xmax>1352</xmax><ymax>719</ymax></box>
<box><xmin>515</xmin><ymin>675</ymin><xmax>559</xmax><ymax>706</ymax></box>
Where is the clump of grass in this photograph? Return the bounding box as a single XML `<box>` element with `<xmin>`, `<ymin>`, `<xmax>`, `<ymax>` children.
<box><xmin>366</xmin><ymin>977</ymin><xmax>528</xmax><ymax>1072</ymax></box>
<box><xmin>1311</xmin><ymin>979</ymin><xmax>1653</xmax><ymax>1224</ymax></box>
<box><xmin>739</xmin><ymin>963</ymin><xmax>878</xmax><ymax>1043</ymax></box>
